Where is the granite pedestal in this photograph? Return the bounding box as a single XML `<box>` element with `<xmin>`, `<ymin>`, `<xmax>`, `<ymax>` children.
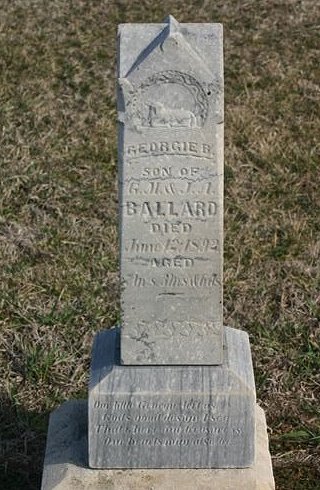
<box><xmin>89</xmin><ymin>327</ymin><xmax>255</xmax><ymax>469</ymax></box>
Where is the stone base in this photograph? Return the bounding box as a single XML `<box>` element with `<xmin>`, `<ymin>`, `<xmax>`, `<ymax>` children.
<box><xmin>41</xmin><ymin>400</ymin><xmax>275</xmax><ymax>489</ymax></box>
<box><xmin>89</xmin><ymin>327</ymin><xmax>256</xmax><ymax>468</ymax></box>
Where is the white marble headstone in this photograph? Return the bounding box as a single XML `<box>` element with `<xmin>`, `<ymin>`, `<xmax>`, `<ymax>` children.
<box><xmin>118</xmin><ymin>16</ymin><xmax>224</xmax><ymax>365</ymax></box>
<box><xmin>88</xmin><ymin>18</ymin><xmax>257</xmax><ymax>470</ymax></box>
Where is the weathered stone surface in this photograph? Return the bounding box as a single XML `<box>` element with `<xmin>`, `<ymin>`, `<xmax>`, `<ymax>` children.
<box><xmin>40</xmin><ymin>16</ymin><xmax>273</xmax><ymax>486</ymax></box>
<box><xmin>42</xmin><ymin>400</ymin><xmax>275</xmax><ymax>490</ymax></box>
<box><xmin>118</xmin><ymin>17</ymin><xmax>224</xmax><ymax>365</ymax></box>
<box><xmin>88</xmin><ymin>327</ymin><xmax>255</xmax><ymax>469</ymax></box>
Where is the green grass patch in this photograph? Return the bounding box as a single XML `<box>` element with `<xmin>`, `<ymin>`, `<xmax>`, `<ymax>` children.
<box><xmin>0</xmin><ymin>1</ymin><xmax>319</xmax><ymax>488</ymax></box>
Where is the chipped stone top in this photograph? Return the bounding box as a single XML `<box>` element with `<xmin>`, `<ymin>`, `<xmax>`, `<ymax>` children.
<box><xmin>90</xmin><ymin>327</ymin><xmax>255</xmax><ymax>398</ymax></box>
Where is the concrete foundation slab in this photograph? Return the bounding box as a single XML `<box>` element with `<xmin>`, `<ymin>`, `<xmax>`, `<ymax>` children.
<box><xmin>41</xmin><ymin>400</ymin><xmax>275</xmax><ymax>490</ymax></box>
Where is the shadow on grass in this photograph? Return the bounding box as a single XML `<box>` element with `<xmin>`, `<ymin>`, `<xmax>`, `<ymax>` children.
<box><xmin>274</xmin><ymin>466</ymin><xmax>320</xmax><ymax>490</ymax></box>
<box><xmin>0</xmin><ymin>393</ymin><xmax>49</xmax><ymax>490</ymax></box>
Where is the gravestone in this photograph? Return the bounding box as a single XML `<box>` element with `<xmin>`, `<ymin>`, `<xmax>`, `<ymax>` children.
<box><xmin>118</xmin><ymin>16</ymin><xmax>224</xmax><ymax>365</ymax></box>
<box><xmin>88</xmin><ymin>16</ymin><xmax>255</xmax><ymax>469</ymax></box>
<box><xmin>41</xmin><ymin>16</ymin><xmax>275</xmax><ymax>490</ymax></box>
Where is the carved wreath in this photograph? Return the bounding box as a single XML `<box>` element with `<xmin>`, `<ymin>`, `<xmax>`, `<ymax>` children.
<box><xmin>128</xmin><ymin>70</ymin><xmax>211</xmax><ymax>129</ymax></box>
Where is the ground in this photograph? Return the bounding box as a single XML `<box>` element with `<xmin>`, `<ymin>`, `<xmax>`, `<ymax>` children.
<box><xmin>0</xmin><ymin>1</ymin><xmax>319</xmax><ymax>489</ymax></box>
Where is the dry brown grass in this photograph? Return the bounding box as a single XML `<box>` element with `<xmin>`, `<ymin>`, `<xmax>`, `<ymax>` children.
<box><xmin>0</xmin><ymin>1</ymin><xmax>319</xmax><ymax>488</ymax></box>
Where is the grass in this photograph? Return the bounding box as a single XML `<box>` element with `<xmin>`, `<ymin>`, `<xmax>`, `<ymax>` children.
<box><xmin>0</xmin><ymin>0</ymin><xmax>319</xmax><ymax>488</ymax></box>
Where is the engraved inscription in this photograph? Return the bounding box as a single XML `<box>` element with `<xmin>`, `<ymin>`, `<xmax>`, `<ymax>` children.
<box><xmin>126</xmin><ymin>141</ymin><xmax>214</xmax><ymax>159</ymax></box>
<box><xmin>130</xmin><ymin>272</ymin><xmax>220</xmax><ymax>288</ymax></box>
<box><xmin>102</xmin><ymin>436</ymin><xmax>231</xmax><ymax>447</ymax></box>
<box><xmin>127</xmin><ymin>180</ymin><xmax>217</xmax><ymax>196</ymax></box>
<box><xmin>151</xmin><ymin>257</ymin><xmax>194</xmax><ymax>268</ymax></box>
<box><xmin>124</xmin><ymin>201</ymin><xmax>217</xmax><ymax>218</ymax></box>
<box><xmin>93</xmin><ymin>396</ymin><xmax>243</xmax><ymax>450</ymax></box>
<box><xmin>140</xmin><ymin>165</ymin><xmax>200</xmax><ymax>178</ymax></box>
<box><xmin>125</xmin><ymin>238</ymin><xmax>219</xmax><ymax>254</ymax></box>
<box><xmin>150</xmin><ymin>222</ymin><xmax>192</xmax><ymax>233</ymax></box>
